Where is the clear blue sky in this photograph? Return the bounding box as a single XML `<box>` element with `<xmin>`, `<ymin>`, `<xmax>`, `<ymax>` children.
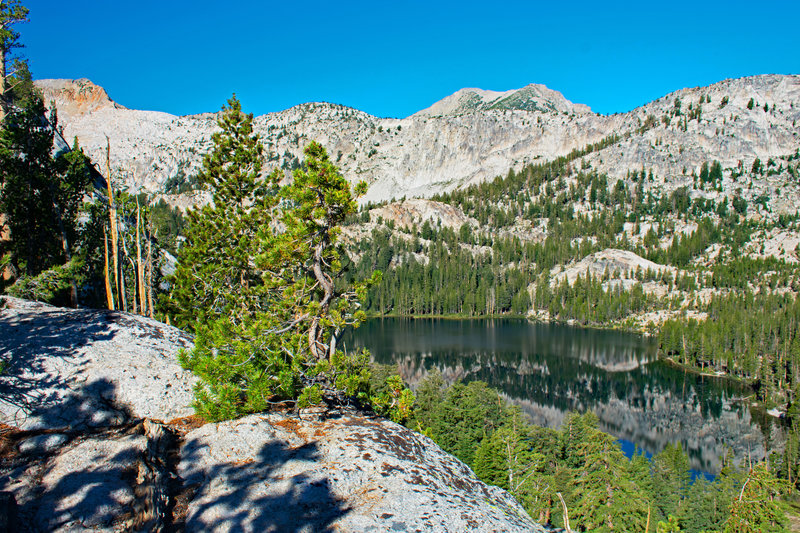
<box><xmin>20</xmin><ymin>0</ymin><xmax>800</xmax><ymax>118</ymax></box>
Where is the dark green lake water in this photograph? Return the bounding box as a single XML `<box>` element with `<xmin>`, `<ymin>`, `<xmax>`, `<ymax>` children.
<box><xmin>342</xmin><ymin>318</ymin><xmax>782</xmax><ymax>475</ymax></box>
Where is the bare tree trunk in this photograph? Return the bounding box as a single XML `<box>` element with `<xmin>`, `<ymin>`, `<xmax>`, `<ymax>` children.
<box><xmin>136</xmin><ymin>198</ymin><xmax>146</xmax><ymax>315</ymax></box>
<box><xmin>106</xmin><ymin>137</ymin><xmax>122</xmax><ymax>309</ymax></box>
<box><xmin>103</xmin><ymin>226</ymin><xmax>114</xmax><ymax>310</ymax></box>
<box><xmin>0</xmin><ymin>45</ymin><xmax>6</xmax><ymax>125</ymax></box>
<box><xmin>557</xmin><ymin>493</ymin><xmax>572</xmax><ymax>533</ymax></box>
<box><xmin>146</xmin><ymin>219</ymin><xmax>154</xmax><ymax>319</ymax></box>
<box><xmin>123</xmin><ymin>241</ymin><xmax>134</xmax><ymax>314</ymax></box>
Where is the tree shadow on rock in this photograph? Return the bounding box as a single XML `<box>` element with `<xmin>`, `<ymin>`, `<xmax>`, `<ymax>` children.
<box><xmin>0</xmin><ymin>377</ymin><xmax>143</xmax><ymax>532</ymax></box>
<box><xmin>181</xmin><ymin>437</ymin><xmax>351</xmax><ymax>532</ymax></box>
<box><xmin>0</xmin><ymin>302</ymin><xmax>122</xmax><ymax>429</ymax></box>
<box><xmin>32</xmin><ymin>432</ymin><xmax>144</xmax><ymax>530</ymax></box>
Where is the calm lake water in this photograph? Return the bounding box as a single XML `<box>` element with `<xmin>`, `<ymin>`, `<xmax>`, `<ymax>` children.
<box><xmin>342</xmin><ymin>317</ymin><xmax>783</xmax><ymax>475</ymax></box>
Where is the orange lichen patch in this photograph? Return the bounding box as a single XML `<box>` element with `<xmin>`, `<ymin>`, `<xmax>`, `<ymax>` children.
<box><xmin>273</xmin><ymin>418</ymin><xmax>300</xmax><ymax>431</ymax></box>
<box><xmin>272</xmin><ymin>418</ymin><xmax>308</xmax><ymax>440</ymax></box>
<box><xmin>233</xmin><ymin>457</ymin><xmax>255</xmax><ymax>467</ymax></box>
<box><xmin>313</xmin><ymin>428</ymin><xmax>326</xmax><ymax>437</ymax></box>
<box><xmin>167</xmin><ymin>415</ymin><xmax>208</xmax><ymax>434</ymax></box>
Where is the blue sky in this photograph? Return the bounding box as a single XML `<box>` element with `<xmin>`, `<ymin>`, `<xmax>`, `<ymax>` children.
<box><xmin>20</xmin><ymin>0</ymin><xmax>800</xmax><ymax>118</ymax></box>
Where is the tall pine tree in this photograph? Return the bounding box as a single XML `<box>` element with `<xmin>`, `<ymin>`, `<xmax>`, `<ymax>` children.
<box><xmin>171</xmin><ymin>98</ymin><xmax>380</xmax><ymax>420</ymax></box>
<box><xmin>167</xmin><ymin>95</ymin><xmax>277</xmax><ymax>331</ymax></box>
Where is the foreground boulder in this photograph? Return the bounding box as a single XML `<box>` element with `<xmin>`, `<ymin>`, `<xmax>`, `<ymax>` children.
<box><xmin>0</xmin><ymin>296</ymin><xmax>196</xmax><ymax>430</ymax></box>
<box><xmin>0</xmin><ymin>298</ymin><xmax>543</xmax><ymax>532</ymax></box>
<box><xmin>180</xmin><ymin>412</ymin><xmax>539</xmax><ymax>532</ymax></box>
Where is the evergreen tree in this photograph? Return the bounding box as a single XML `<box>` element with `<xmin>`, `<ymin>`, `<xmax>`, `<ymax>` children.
<box><xmin>172</xmin><ymin>98</ymin><xmax>383</xmax><ymax>420</ymax></box>
<box><xmin>0</xmin><ymin>89</ymin><xmax>93</xmax><ymax>304</ymax></box>
<box><xmin>0</xmin><ymin>0</ymin><xmax>28</xmax><ymax>123</ymax></box>
<box><xmin>724</xmin><ymin>461</ymin><xmax>790</xmax><ymax>533</ymax></box>
<box><xmin>678</xmin><ymin>475</ymin><xmax>727</xmax><ymax>532</ymax></box>
<box><xmin>651</xmin><ymin>443</ymin><xmax>691</xmax><ymax>522</ymax></box>
<box><xmin>167</xmin><ymin>96</ymin><xmax>276</xmax><ymax>331</ymax></box>
<box><xmin>277</xmin><ymin>140</ymin><xmax>374</xmax><ymax>362</ymax></box>
<box><xmin>562</xmin><ymin>412</ymin><xmax>649</xmax><ymax>532</ymax></box>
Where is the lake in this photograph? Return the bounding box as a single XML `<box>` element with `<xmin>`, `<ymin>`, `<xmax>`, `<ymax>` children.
<box><xmin>342</xmin><ymin>317</ymin><xmax>783</xmax><ymax>475</ymax></box>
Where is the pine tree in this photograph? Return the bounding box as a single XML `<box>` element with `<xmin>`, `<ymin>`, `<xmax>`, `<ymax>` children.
<box><xmin>0</xmin><ymin>90</ymin><xmax>93</xmax><ymax>303</ymax></box>
<box><xmin>563</xmin><ymin>412</ymin><xmax>649</xmax><ymax>532</ymax></box>
<box><xmin>172</xmin><ymin>98</ymin><xmax>381</xmax><ymax>420</ymax></box>
<box><xmin>724</xmin><ymin>461</ymin><xmax>790</xmax><ymax>533</ymax></box>
<box><xmin>0</xmin><ymin>0</ymin><xmax>28</xmax><ymax>123</ymax></box>
<box><xmin>651</xmin><ymin>442</ymin><xmax>691</xmax><ymax>522</ymax></box>
<box><xmin>167</xmin><ymin>96</ymin><xmax>277</xmax><ymax>331</ymax></box>
<box><xmin>277</xmin><ymin>141</ymin><xmax>374</xmax><ymax>362</ymax></box>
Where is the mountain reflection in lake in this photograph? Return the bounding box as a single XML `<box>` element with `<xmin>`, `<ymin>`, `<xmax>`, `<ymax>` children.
<box><xmin>342</xmin><ymin>318</ymin><xmax>782</xmax><ymax>475</ymax></box>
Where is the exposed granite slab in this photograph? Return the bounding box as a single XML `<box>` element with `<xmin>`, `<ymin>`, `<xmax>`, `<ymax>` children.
<box><xmin>0</xmin><ymin>296</ymin><xmax>196</xmax><ymax>430</ymax></box>
<box><xmin>179</xmin><ymin>413</ymin><xmax>543</xmax><ymax>532</ymax></box>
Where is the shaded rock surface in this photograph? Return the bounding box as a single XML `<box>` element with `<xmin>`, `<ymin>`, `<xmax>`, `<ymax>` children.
<box><xmin>0</xmin><ymin>296</ymin><xmax>196</xmax><ymax>430</ymax></box>
<box><xmin>0</xmin><ymin>298</ymin><xmax>542</xmax><ymax>532</ymax></box>
<box><xmin>179</xmin><ymin>413</ymin><xmax>541</xmax><ymax>532</ymax></box>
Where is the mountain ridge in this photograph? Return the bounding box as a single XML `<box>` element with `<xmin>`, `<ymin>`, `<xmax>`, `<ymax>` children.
<box><xmin>34</xmin><ymin>74</ymin><xmax>800</xmax><ymax>209</ymax></box>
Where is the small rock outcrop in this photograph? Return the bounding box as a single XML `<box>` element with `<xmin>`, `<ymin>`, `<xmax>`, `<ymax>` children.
<box><xmin>551</xmin><ymin>248</ymin><xmax>674</xmax><ymax>286</ymax></box>
<box><xmin>36</xmin><ymin>78</ymin><xmax>125</xmax><ymax>123</ymax></box>
<box><xmin>179</xmin><ymin>413</ymin><xmax>538</xmax><ymax>532</ymax></box>
<box><xmin>0</xmin><ymin>298</ymin><xmax>542</xmax><ymax>532</ymax></box>
<box><xmin>370</xmin><ymin>198</ymin><xmax>478</xmax><ymax>230</ymax></box>
<box><xmin>0</xmin><ymin>296</ymin><xmax>196</xmax><ymax>430</ymax></box>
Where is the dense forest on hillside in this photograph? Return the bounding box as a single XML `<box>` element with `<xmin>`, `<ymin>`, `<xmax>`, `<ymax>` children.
<box><xmin>409</xmin><ymin>373</ymin><xmax>791</xmax><ymax>532</ymax></box>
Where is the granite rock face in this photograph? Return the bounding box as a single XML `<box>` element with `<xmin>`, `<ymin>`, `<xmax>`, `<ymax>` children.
<box><xmin>2</xmin><ymin>431</ymin><xmax>148</xmax><ymax>532</ymax></box>
<box><xmin>35</xmin><ymin>75</ymin><xmax>800</xmax><ymax>212</ymax></box>
<box><xmin>0</xmin><ymin>296</ymin><xmax>196</xmax><ymax>430</ymax></box>
<box><xmin>179</xmin><ymin>413</ymin><xmax>542</xmax><ymax>533</ymax></box>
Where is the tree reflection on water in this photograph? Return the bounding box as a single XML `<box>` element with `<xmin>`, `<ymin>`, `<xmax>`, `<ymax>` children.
<box><xmin>343</xmin><ymin>318</ymin><xmax>782</xmax><ymax>474</ymax></box>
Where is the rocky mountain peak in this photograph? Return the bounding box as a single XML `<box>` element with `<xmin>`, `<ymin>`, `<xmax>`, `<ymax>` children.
<box><xmin>413</xmin><ymin>82</ymin><xmax>593</xmax><ymax>116</ymax></box>
<box><xmin>28</xmin><ymin>74</ymin><xmax>800</xmax><ymax>209</ymax></box>
<box><xmin>35</xmin><ymin>78</ymin><xmax>124</xmax><ymax>123</ymax></box>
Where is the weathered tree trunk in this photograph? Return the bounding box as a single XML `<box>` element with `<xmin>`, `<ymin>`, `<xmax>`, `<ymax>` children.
<box><xmin>136</xmin><ymin>199</ymin><xmax>146</xmax><ymax>315</ymax></box>
<box><xmin>309</xmin><ymin>239</ymin><xmax>335</xmax><ymax>361</ymax></box>
<box><xmin>106</xmin><ymin>137</ymin><xmax>122</xmax><ymax>310</ymax></box>
<box><xmin>557</xmin><ymin>492</ymin><xmax>572</xmax><ymax>533</ymax></box>
<box><xmin>103</xmin><ymin>226</ymin><xmax>114</xmax><ymax>310</ymax></box>
<box><xmin>133</xmin><ymin>419</ymin><xmax>171</xmax><ymax>532</ymax></box>
<box><xmin>146</xmin><ymin>219</ymin><xmax>154</xmax><ymax>319</ymax></box>
<box><xmin>0</xmin><ymin>44</ymin><xmax>7</xmax><ymax>125</ymax></box>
